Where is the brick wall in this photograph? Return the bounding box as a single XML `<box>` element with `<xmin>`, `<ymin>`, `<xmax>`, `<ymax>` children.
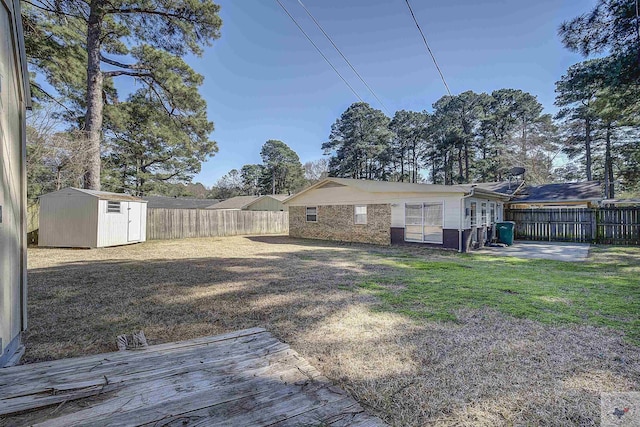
<box><xmin>289</xmin><ymin>204</ymin><xmax>391</xmax><ymax>245</ymax></box>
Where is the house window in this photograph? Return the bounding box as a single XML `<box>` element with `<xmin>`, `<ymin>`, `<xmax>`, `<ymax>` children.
<box><xmin>470</xmin><ymin>202</ymin><xmax>477</xmax><ymax>227</ymax></box>
<box><xmin>490</xmin><ymin>203</ymin><xmax>496</xmax><ymax>224</ymax></box>
<box><xmin>481</xmin><ymin>203</ymin><xmax>487</xmax><ymax>225</ymax></box>
<box><xmin>306</xmin><ymin>206</ymin><xmax>317</xmax><ymax>222</ymax></box>
<box><xmin>354</xmin><ymin>205</ymin><xmax>367</xmax><ymax>224</ymax></box>
<box><xmin>404</xmin><ymin>202</ymin><xmax>443</xmax><ymax>244</ymax></box>
<box><xmin>107</xmin><ymin>201</ymin><xmax>121</xmax><ymax>213</ymax></box>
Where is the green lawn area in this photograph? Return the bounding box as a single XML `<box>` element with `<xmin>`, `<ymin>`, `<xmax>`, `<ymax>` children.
<box><xmin>360</xmin><ymin>246</ymin><xmax>640</xmax><ymax>344</ymax></box>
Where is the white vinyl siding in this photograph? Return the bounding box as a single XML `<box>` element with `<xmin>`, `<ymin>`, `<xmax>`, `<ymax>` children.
<box><xmin>306</xmin><ymin>206</ymin><xmax>317</xmax><ymax>222</ymax></box>
<box><xmin>354</xmin><ymin>205</ymin><xmax>367</xmax><ymax>224</ymax></box>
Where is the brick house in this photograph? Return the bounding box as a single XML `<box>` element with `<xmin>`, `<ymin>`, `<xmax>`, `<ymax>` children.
<box><xmin>283</xmin><ymin>178</ymin><xmax>510</xmax><ymax>251</ymax></box>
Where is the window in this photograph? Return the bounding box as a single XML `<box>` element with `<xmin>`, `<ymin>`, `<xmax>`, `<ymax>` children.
<box><xmin>306</xmin><ymin>206</ymin><xmax>317</xmax><ymax>222</ymax></box>
<box><xmin>404</xmin><ymin>202</ymin><xmax>443</xmax><ymax>244</ymax></box>
<box><xmin>107</xmin><ymin>201</ymin><xmax>121</xmax><ymax>213</ymax></box>
<box><xmin>470</xmin><ymin>202</ymin><xmax>477</xmax><ymax>227</ymax></box>
<box><xmin>354</xmin><ymin>205</ymin><xmax>367</xmax><ymax>224</ymax></box>
<box><xmin>481</xmin><ymin>203</ymin><xmax>487</xmax><ymax>225</ymax></box>
<box><xmin>490</xmin><ymin>203</ymin><xmax>496</xmax><ymax>224</ymax></box>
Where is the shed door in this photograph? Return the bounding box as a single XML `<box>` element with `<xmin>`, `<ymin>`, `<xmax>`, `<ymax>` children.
<box><xmin>127</xmin><ymin>202</ymin><xmax>142</xmax><ymax>241</ymax></box>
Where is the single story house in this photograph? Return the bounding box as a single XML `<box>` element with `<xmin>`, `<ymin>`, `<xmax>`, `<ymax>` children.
<box><xmin>507</xmin><ymin>181</ymin><xmax>602</xmax><ymax>208</ymax></box>
<box><xmin>142</xmin><ymin>195</ymin><xmax>220</xmax><ymax>209</ymax></box>
<box><xmin>210</xmin><ymin>194</ymin><xmax>288</xmax><ymax>211</ymax></box>
<box><xmin>39</xmin><ymin>188</ymin><xmax>148</xmax><ymax>248</ymax></box>
<box><xmin>1</xmin><ymin>0</ymin><xmax>30</xmax><ymax>366</ymax></box>
<box><xmin>283</xmin><ymin>178</ymin><xmax>510</xmax><ymax>251</ymax></box>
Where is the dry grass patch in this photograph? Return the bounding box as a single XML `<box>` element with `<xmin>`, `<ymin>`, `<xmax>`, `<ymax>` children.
<box><xmin>24</xmin><ymin>236</ymin><xmax>640</xmax><ymax>426</ymax></box>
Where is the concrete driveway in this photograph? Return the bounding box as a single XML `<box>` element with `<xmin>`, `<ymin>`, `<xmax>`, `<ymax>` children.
<box><xmin>478</xmin><ymin>241</ymin><xmax>591</xmax><ymax>262</ymax></box>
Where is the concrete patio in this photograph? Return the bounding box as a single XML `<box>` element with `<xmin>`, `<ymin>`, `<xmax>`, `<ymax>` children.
<box><xmin>478</xmin><ymin>240</ymin><xmax>591</xmax><ymax>262</ymax></box>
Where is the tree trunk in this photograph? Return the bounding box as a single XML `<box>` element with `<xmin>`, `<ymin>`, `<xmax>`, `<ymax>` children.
<box><xmin>271</xmin><ymin>169</ymin><xmax>276</xmax><ymax>194</ymax></box>
<box><xmin>604</xmin><ymin>125</ymin><xmax>615</xmax><ymax>199</ymax></box>
<box><xmin>464</xmin><ymin>142</ymin><xmax>469</xmax><ymax>183</ymax></box>
<box><xmin>585</xmin><ymin>117</ymin><xmax>592</xmax><ymax>181</ymax></box>
<box><xmin>604</xmin><ymin>124</ymin><xmax>614</xmax><ymax>199</ymax></box>
<box><xmin>56</xmin><ymin>167</ymin><xmax>62</xmax><ymax>190</ymax></box>
<box><xmin>457</xmin><ymin>147</ymin><xmax>463</xmax><ymax>183</ymax></box>
<box><xmin>84</xmin><ymin>1</ymin><xmax>104</xmax><ymax>190</ymax></box>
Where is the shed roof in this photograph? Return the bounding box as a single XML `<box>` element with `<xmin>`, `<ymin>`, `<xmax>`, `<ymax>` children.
<box><xmin>40</xmin><ymin>187</ymin><xmax>146</xmax><ymax>202</ymax></box>
<box><xmin>509</xmin><ymin>181</ymin><xmax>602</xmax><ymax>204</ymax></box>
<box><xmin>284</xmin><ymin>177</ymin><xmax>511</xmax><ymax>204</ymax></box>
<box><xmin>142</xmin><ymin>196</ymin><xmax>219</xmax><ymax>209</ymax></box>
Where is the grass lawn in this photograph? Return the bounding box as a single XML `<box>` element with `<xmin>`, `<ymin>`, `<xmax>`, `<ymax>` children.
<box><xmin>23</xmin><ymin>237</ymin><xmax>640</xmax><ymax>426</ymax></box>
<box><xmin>361</xmin><ymin>248</ymin><xmax>640</xmax><ymax>344</ymax></box>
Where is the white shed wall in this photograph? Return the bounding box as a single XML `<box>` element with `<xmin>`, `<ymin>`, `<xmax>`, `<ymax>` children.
<box><xmin>39</xmin><ymin>194</ymin><xmax>99</xmax><ymax>248</ymax></box>
<box><xmin>96</xmin><ymin>200</ymin><xmax>147</xmax><ymax>247</ymax></box>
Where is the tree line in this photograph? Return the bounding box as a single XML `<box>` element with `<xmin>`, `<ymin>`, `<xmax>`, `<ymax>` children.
<box><xmin>322</xmin><ymin>0</ymin><xmax>640</xmax><ymax>199</ymax></box>
<box><xmin>24</xmin><ymin>0</ymin><xmax>640</xmax><ymax>201</ymax></box>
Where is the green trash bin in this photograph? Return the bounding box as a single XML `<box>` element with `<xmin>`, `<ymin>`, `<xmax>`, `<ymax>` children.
<box><xmin>496</xmin><ymin>221</ymin><xmax>515</xmax><ymax>245</ymax></box>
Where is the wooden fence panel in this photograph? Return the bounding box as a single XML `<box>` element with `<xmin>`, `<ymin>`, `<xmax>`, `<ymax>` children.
<box><xmin>146</xmin><ymin>208</ymin><xmax>289</xmax><ymax>240</ymax></box>
<box><xmin>506</xmin><ymin>207</ymin><xmax>640</xmax><ymax>245</ymax></box>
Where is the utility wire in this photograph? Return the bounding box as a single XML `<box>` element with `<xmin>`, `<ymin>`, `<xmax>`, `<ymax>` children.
<box><xmin>403</xmin><ymin>0</ymin><xmax>452</xmax><ymax>96</ymax></box>
<box><xmin>275</xmin><ymin>0</ymin><xmax>364</xmax><ymax>102</ymax></box>
<box><xmin>296</xmin><ymin>0</ymin><xmax>391</xmax><ymax>115</ymax></box>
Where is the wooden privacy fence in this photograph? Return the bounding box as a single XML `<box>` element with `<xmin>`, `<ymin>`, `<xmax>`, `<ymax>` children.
<box><xmin>146</xmin><ymin>208</ymin><xmax>289</xmax><ymax>240</ymax></box>
<box><xmin>505</xmin><ymin>207</ymin><xmax>640</xmax><ymax>245</ymax></box>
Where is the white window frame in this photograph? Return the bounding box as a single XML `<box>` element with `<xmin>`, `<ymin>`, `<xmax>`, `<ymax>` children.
<box><xmin>354</xmin><ymin>205</ymin><xmax>367</xmax><ymax>225</ymax></box>
<box><xmin>305</xmin><ymin>206</ymin><xmax>317</xmax><ymax>222</ymax></box>
<box><xmin>106</xmin><ymin>201</ymin><xmax>122</xmax><ymax>214</ymax></box>
<box><xmin>404</xmin><ymin>202</ymin><xmax>444</xmax><ymax>244</ymax></box>
<box><xmin>470</xmin><ymin>202</ymin><xmax>477</xmax><ymax>227</ymax></box>
<box><xmin>490</xmin><ymin>203</ymin><xmax>496</xmax><ymax>224</ymax></box>
<box><xmin>481</xmin><ymin>202</ymin><xmax>487</xmax><ymax>226</ymax></box>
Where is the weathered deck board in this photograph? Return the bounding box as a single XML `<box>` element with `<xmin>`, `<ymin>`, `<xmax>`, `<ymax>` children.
<box><xmin>0</xmin><ymin>328</ymin><xmax>386</xmax><ymax>426</ymax></box>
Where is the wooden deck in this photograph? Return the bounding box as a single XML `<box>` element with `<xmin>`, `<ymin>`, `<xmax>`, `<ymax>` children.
<box><xmin>0</xmin><ymin>328</ymin><xmax>386</xmax><ymax>426</ymax></box>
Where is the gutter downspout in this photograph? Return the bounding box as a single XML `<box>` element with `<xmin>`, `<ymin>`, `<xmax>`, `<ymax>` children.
<box><xmin>459</xmin><ymin>187</ymin><xmax>475</xmax><ymax>253</ymax></box>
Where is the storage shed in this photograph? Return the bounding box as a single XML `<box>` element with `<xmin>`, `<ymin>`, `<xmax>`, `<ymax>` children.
<box><xmin>0</xmin><ymin>0</ymin><xmax>30</xmax><ymax>367</ymax></box>
<box><xmin>39</xmin><ymin>188</ymin><xmax>148</xmax><ymax>248</ymax></box>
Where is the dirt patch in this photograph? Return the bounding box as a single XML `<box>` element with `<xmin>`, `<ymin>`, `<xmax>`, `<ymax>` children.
<box><xmin>24</xmin><ymin>235</ymin><xmax>640</xmax><ymax>426</ymax></box>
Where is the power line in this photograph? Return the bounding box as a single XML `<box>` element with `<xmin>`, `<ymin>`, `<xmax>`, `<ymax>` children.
<box><xmin>275</xmin><ymin>0</ymin><xmax>364</xmax><ymax>102</ymax></box>
<box><xmin>403</xmin><ymin>0</ymin><xmax>452</xmax><ymax>96</ymax></box>
<box><xmin>296</xmin><ymin>0</ymin><xmax>391</xmax><ymax>115</ymax></box>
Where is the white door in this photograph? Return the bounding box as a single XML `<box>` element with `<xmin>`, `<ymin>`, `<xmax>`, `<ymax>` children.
<box><xmin>127</xmin><ymin>202</ymin><xmax>142</xmax><ymax>241</ymax></box>
<box><xmin>404</xmin><ymin>202</ymin><xmax>443</xmax><ymax>243</ymax></box>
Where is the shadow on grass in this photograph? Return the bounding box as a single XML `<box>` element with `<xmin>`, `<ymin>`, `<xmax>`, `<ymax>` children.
<box><xmin>22</xmin><ymin>238</ymin><xmax>640</xmax><ymax>426</ymax></box>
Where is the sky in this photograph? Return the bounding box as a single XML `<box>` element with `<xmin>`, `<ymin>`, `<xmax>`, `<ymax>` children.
<box><xmin>186</xmin><ymin>0</ymin><xmax>596</xmax><ymax>186</ymax></box>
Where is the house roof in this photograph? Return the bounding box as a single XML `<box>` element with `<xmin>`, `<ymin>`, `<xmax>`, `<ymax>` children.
<box><xmin>211</xmin><ymin>195</ymin><xmax>289</xmax><ymax>210</ymax></box>
<box><xmin>509</xmin><ymin>181</ymin><xmax>603</xmax><ymax>204</ymax></box>
<box><xmin>142</xmin><ymin>196</ymin><xmax>219</xmax><ymax>209</ymax></box>
<box><xmin>40</xmin><ymin>187</ymin><xmax>146</xmax><ymax>202</ymax></box>
<box><xmin>284</xmin><ymin>177</ymin><xmax>511</xmax><ymax>204</ymax></box>
<box><xmin>472</xmin><ymin>180</ymin><xmax>525</xmax><ymax>196</ymax></box>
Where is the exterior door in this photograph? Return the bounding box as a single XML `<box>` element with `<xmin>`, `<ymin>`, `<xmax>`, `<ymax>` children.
<box><xmin>127</xmin><ymin>202</ymin><xmax>142</xmax><ymax>241</ymax></box>
<box><xmin>404</xmin><ymin>203</ymin><xmax>443</xmax><ymax>243</ymax></box>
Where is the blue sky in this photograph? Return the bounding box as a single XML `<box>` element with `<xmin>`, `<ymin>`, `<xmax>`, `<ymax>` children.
<box><xmin>188</xmin><ymin>0</ymin><xmax>595</xmax><ymax>186</ymax></box>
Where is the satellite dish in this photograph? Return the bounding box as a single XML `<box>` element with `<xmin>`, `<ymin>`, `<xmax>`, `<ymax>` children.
<box><xmin>508</xmin><ymin>167</ymin><xmax>526</xmax><ymax>176</ymax></box>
